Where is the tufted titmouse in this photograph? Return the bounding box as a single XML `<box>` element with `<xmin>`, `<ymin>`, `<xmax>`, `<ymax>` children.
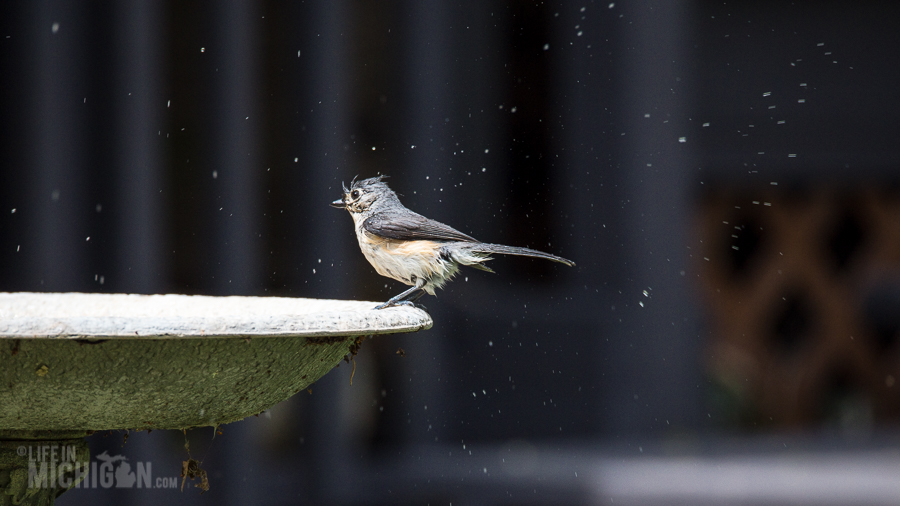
<box><xmin>331</xmin><ymin>175</ymin><xmax>575</xmax><ymax>309</ymax></box>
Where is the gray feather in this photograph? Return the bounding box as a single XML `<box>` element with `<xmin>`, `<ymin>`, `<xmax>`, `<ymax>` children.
<box><xmin>468</xmin><ymin>243</ymin><xmax>575</xmax><ymax>267</ymax></box>
<box><xmin>363</xmin><ymin>210</ymin><xmax>478</xmax><ymax>243</ymax></box>
<box><xmin>466</xmin><ymin>262</ymin><xmax>496</xmax><ymax>274</ymax></box>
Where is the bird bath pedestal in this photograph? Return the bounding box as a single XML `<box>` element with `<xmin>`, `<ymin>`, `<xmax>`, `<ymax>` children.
<box><xmin>0</xmin><ymin>292</ymin><xmax>431</xmax><ymax>505</ymax></box>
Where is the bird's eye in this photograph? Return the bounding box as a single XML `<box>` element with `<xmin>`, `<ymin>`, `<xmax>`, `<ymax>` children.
<box><xmin>351</xmin><ymin>190</ymin><xmax>360</xmax><ymax>199</ymax></box>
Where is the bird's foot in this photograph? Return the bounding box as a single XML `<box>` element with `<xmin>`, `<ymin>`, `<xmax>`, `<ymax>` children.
<box><xmin>374</xmin><ymin>300</ymin><xmax>422</xmax><ymax>310</ymax></box>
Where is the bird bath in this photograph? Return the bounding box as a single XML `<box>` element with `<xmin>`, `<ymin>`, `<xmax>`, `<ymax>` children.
<box><xmin>0</xmin><ymin>292</ymin><xmax>431</xmax><ymax>504</ymax></box>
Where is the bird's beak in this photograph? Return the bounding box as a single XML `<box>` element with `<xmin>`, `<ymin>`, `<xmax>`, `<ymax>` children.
<box><xmin>330</xmin><ymin>198</ymin><xmax>346</xmax><ymax>209</ymax></box>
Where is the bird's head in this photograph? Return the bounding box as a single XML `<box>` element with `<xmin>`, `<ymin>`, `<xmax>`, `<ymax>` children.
<box><xmin>331</xmin><ymin>175</ymin><xmax>396</xmax><ymax>215</ymax></box>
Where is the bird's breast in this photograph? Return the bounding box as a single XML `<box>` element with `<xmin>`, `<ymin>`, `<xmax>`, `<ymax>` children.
<box><xmin>354</xmin><ymin>233</ymin><xmax>449</xmax><ymax>286</ymax></box>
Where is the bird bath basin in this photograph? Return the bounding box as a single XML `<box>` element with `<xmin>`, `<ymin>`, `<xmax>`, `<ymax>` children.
<box><xmin>0</xmin><ymin>292</ymin><xmax>431</xmax><ymax>503</ymax></box>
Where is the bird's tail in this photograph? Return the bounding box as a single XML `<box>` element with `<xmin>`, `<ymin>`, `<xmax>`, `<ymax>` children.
<box><xmin>467</xmin><ymin>243</ymin><xmax>575</xmax><ymax>267</ymax></box>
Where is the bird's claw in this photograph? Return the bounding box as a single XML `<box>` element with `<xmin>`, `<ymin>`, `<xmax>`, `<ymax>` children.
<box><xmin>374</xmin><ymin>300</ymin><xmax>424</xmax><ymax>310</ymax></box>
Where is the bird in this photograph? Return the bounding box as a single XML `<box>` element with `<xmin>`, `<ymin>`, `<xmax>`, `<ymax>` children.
<box><xmin>331</xmin><ymin>175</ymin><xmax>575</xmax><ymax>309</ymax></box>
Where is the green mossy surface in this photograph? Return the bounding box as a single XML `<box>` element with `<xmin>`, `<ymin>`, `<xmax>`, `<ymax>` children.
<box><xmin>0</xmin><ymin>335</ymin><xmax>356</xmax><ymax>431</ymax></box>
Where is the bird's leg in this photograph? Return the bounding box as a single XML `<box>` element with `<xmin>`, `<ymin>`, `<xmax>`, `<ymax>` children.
<box><xmin>399</xmin><ymin>288</ymin><xmax>428</xmax><ymax>310</ymax></box>
<box><xmin>403</xmin><ymin>290</ymin><xmax>425</xmax><ymax>302</ymax></box>
<box><xmin>374</xmin><ymin>277</ymin><xmax>426</xmax><ymax>310</ymax></box>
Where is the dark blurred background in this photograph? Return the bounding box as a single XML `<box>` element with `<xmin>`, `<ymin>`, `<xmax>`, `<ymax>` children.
<box><xmin>2</xmin><ymin>1</ymin><xmax>900</xmax><ymax>504</ymax></box>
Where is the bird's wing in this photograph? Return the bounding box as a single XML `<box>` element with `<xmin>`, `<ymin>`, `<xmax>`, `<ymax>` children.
<box><xmin>363</xmin><ymin>210</ymin><xmax>478</xmax><ymax>243</ymax></box>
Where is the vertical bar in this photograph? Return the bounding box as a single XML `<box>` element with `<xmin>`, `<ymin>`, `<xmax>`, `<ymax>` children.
<box><xmin>615</xmin><ymin>1</ymin><xmax>703</xmax><ymax>432</ymax></box>
<box><xmin>28</xmin><ymin>2</ymin><xmax>91</xmax><ymax>292</ymax></box>
<box><xmin>555</xmin><ymin>1</ymin><xmax>703</xmax><ymax>433</ymax></box>
<box><xmin>210</xmin><ymin>0</ymin><xmax>263</xmax><ymax>296</ymax></box>
<box><xmin>0</xmin><ymin>3</ymin><xmax>29</xmax><ymax>290</ymax></box>
<box><xmin>114</xmin><ymin>0</ymin><xmax>165</xmax><ymax>294</ymax></box>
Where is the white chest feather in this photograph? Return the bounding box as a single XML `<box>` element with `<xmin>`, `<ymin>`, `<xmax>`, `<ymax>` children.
<box><xmin>351</xmin><ymin>215</ymin><xmax>459</xmax><ymax>295</ymax></box>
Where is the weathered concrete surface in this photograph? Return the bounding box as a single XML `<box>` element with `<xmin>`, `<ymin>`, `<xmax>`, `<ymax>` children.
<box><xmin>0</xmin><ymin>292</ymin><xmax>431</xmax><ymax>339</ymax></box>
<box><xmin>0</xmin><ymin>293</ymin><xmax>431</xmax><ymax>431</ymax></box>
